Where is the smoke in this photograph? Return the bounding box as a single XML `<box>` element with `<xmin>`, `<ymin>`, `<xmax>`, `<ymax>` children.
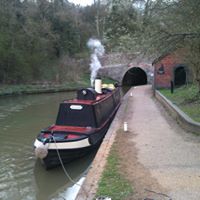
<box><xmin>87</xmin><ymin>38</ymin><xmax>105</xmax><ymax>87</ymax></box>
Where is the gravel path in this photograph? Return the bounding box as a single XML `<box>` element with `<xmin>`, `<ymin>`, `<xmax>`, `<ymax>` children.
<box><xmin>121</xmin><ymin>85</ymin><xmax>200</xmax><ymax>200</ymax></box>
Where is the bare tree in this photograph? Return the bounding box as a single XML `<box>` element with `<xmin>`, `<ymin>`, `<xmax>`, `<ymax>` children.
<box><xmin>184</xmin><ymin>39</ymin><xmax>200</xmax><ymax>92</ymax></box>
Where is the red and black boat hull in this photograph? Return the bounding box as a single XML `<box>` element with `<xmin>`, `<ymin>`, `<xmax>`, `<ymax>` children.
<box><xmin>34</xmin><ymin>86</ymin><xmax>121</xmax><ymax>169</ymax></box>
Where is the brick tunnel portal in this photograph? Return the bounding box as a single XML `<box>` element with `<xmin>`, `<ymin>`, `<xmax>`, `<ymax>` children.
<box><xmin>122</xmin><ymin>67</ymin><xmax>147</xmax><ymax>86</ymax></box>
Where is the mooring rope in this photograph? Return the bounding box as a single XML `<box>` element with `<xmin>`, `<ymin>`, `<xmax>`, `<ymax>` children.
<box><xmin>52</xmin><ymin>136</ymin><xmax>89</xmax><ymax>199</ymax></box>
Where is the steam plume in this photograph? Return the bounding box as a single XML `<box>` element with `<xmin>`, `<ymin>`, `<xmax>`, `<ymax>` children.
<box><xmin>87</xmin><ymin>38</ymin><xmax>105</xmax><ymax>87</ymax></box>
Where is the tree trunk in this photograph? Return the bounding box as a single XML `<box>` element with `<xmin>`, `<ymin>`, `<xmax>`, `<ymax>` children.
<box><xmin>95</xmin><ymin>0</ymin><xmax>100</xmax><ymax>37</ymax></box>
<box><xmin>197</xmin><ymin>79</ymin><xmax>200</xmax><ymax>93</ymax></box>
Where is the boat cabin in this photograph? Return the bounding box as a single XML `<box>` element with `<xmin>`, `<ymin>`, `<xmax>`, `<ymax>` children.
<box><xmin>55</xmin><ymin>88</ymin><xmax>120</xmax><ymax>129</ymax></box>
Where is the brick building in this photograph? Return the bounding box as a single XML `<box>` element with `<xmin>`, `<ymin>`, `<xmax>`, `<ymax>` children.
<box><xmin>152</xmin><ymin>50</ymin><xmax>191</xmax><ymax>89</ymax></box>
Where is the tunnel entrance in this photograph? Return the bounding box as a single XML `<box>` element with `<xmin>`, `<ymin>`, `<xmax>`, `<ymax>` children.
<box><xmin>174</xmin><ymin>66</ymin><xmax>186</xmax><ymax>87</ymax></box>
<box><xmin>122</xmin><ymin>67</ymin><xmax>147</xmax><ymax>86</ymax></box>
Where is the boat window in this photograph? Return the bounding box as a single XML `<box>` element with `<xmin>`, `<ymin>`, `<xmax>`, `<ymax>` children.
<box><xmin>56</xmin><ymin>103</ymin><xmax>96</xmax><ymax>127</ymax></box>
<box><xmin>70</xmin><ymin>105</ymin><xmax>83</xmax><ymax>110</ymax></box>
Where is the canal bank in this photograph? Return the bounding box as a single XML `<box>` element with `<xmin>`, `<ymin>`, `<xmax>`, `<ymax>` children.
<box><xmin>0</xmin><ymin>83</ymin><xmax>83</xmax><ymax>96</ymax></box>
<box><xmin>77</xmin><ymin>85</ymin><xmax>200</xmax><ymax>200</ymax></box>
<box><xmin>0</xmin><ymin>75</ymin><xmax>116</xmax><ymax>97</ymax></box>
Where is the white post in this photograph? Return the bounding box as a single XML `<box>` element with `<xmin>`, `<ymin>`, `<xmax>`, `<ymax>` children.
<box><xmin>124</xmin><ymin>122</ymin><xmax>128</xmax><ymax>132</ymax></box>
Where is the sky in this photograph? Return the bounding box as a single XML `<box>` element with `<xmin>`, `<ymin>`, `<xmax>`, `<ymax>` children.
<box><xmin>68</xmin><ymin>0</ymin><xmax>94</xmax><ymax>6</ymax></box>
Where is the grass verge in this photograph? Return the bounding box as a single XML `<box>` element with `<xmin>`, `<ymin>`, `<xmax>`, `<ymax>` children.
<box><xmin>159</xmin><ymin>84</ymin><xmax>200</xmax><ymax>122</ymax></box>
<box><xmin>96</xmin><ymin>145</ymin><xmax>133</xmax><ymax>200</ymax></box>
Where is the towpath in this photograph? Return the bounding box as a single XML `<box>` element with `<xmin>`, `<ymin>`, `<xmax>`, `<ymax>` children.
<box><xmin>119</xmin><ymin>85</ymin><xmax>200</xmax><ymax>200</ymax></box>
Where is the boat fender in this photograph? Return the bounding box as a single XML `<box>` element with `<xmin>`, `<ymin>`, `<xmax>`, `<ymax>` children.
<box><xmin>35</xmin><ymin>142</ymin><xmax>49</xmax><ymax>159</ymax></box>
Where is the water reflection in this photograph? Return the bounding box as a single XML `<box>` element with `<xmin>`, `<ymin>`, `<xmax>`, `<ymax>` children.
<box><xmin>34</xmin><ymin>150</ymin><xmax>97</xmax><ymax>200</ymax></box>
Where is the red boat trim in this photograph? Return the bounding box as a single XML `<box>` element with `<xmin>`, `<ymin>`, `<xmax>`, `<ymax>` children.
<box><xmin>64</xmin><ymin>91</ymin><xmax>113</xmax><ymax>105</ymax></box>
<box><xmin>48</xmin><ymin>125</ymin><xmax>94</xmax><ymax>134</ymax></box>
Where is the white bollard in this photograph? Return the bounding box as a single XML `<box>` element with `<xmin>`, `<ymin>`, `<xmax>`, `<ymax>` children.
<box><xmin>130</xmin><ymin>92</ymin><xmax>133</xmax><ymax>97</ymax></box>
<box><xmin>124</xmin><ymin>122</ymin><xmax>128</xmax><ymax>132</ymax></box>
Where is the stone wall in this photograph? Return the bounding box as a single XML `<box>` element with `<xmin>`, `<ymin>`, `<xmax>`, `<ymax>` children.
<box><xmin>100</xmin><ymin>53</ymin><xmax>138</xmax><ymax>66</ymax></box>
<box><xmin>99</xmin><ymin>64</ymin><xmax>128</xmax><ymax>82</ymax></box>
<box><xmin>98</xmin><ymin>53</ymin><xmax>153</xmax><ymax>84</ymax></box>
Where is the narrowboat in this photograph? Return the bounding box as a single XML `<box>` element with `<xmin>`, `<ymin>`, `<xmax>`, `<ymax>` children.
<box><xmin>34</xmin><ymin>80</ymin><xmax>121</xmax><ymax>169</ymax></box>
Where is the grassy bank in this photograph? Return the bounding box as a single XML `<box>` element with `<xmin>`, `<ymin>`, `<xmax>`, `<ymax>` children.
<box><xmin>96</xmin><ymin>145</ymin><xmax>133</xmax><ymax>200</ymax></box>
<box><xmin>159</xmin><ymin>84</ymin><xmax>200</xmax><ymax>122</ymax></box>
<box><xmin>0</xmin><ymin>74</ymin><xmax>116</xmax><ymax>96</ymax></box>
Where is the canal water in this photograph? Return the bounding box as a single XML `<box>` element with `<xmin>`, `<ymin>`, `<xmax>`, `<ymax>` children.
<box><xmin>0</xmin><ymin>92</ymin><xmax>97</xmax><ymax>200</ymax></box>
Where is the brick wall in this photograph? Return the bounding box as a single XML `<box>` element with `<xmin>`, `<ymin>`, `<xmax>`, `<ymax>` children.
<box><xmin>153</xmin><ymin>51</ymin><xmax>186</xmax><ymax>88</ymax></box>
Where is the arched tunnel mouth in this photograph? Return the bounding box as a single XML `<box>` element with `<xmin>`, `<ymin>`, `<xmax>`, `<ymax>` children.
<box><xmin>174</xmin><ymin>66</ymin><xmax>186</xmax><ymax>87</ymax></box>
<box><xmin>122</xmin><ymin>67</ymin><xmax>147</xmax><ymax>86</ymax></box>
